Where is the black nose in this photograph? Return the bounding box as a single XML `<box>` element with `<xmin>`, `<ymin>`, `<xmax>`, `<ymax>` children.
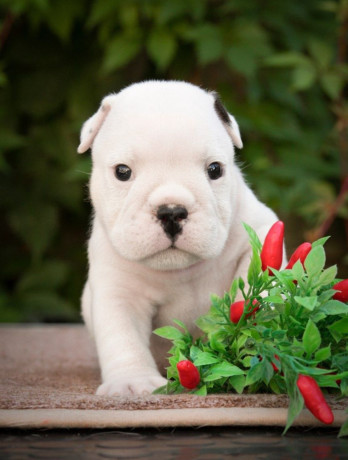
<box><xmin>156</xmin><ymin>205</ymin><xmax>188</xmax><ymax>240</ymax></box>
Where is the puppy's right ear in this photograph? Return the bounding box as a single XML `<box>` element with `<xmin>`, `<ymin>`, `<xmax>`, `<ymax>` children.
<box><xmin>77</xmin><ymin>96</ymin><xmax>113</xmax><ymax>154</ymax></box>
<box><xmin>211</xmin><ymin>92</ymin><xmax>243</xmax><ymax>149</ymax></box>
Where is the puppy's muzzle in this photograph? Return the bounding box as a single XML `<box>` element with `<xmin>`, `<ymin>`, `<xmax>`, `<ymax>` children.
<box><xmin>156</xmin><ymin>205</ymin><xmax>188</xmax><ymax>241</ymax></box>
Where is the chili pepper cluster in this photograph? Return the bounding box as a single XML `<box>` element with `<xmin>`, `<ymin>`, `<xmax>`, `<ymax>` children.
<box><xmin>155</xmin><ymin>221</ymin><xmax>348</xmax><ymax>436</ymax></box>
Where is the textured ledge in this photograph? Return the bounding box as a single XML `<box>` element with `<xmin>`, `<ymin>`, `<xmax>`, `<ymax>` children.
<box><xmin>0</xmin><ymin>325</ymin><xmax>346</xmax><ymax>429</ymax></box>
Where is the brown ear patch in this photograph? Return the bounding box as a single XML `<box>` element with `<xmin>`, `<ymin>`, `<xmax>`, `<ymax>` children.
<box><xmin>212</xmin><ymin>92</ymin><xmax>230</xmax><ymax>126</ymax></box>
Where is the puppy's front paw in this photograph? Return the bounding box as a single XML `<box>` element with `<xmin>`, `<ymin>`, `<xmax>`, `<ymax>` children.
<box><xmin>96</xmin><ymin>371</ymin><xmax>167</xmax><ymax>396</ymax></box>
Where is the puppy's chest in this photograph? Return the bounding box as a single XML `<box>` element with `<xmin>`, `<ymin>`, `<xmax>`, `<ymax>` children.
<box><xmin>151</xmin><ymin>274</ymin><xmax>229</xmax><ymax>332</ymax></box>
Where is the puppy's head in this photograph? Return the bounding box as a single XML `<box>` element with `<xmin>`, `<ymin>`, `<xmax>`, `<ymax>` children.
<box><xmin>78</xmin><ymin>81</ymin><xmax>243</xmax><ymax>271</ymax></box>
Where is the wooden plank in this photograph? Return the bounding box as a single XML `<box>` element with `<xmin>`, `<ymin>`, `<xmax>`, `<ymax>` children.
<box><xmin>0</xmin><ymin>407</ymin><xmax>346</xmax><ymax>429</ymax></box>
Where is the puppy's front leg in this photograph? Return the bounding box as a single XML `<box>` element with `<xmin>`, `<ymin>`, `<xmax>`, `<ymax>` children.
<box><xmin>90</xmin><ymin>286</ymin><xmax>167</xmax><ymax>396</ymax></box>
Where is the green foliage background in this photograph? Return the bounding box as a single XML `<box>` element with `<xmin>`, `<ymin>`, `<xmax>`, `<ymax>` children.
<box><xmin>0</xmin><ymin>0</ymin><xmax>347</xmax><ymax>322</ymax></box>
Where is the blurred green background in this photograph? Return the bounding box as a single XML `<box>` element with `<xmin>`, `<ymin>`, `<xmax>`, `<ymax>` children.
<box><xmin>0</xmin><ymin>0</ymin><xmax>347</xmax><ymax>322</ymax></box>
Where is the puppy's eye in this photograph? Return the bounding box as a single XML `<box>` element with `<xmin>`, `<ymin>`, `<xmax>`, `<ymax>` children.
<box><xmin>207</xmin><ymin>162</ymin><xmax>223</xmax><ymax>180</ymax></box>
<box><xmin>115</xmin><ymin>164</ymin><xmax>132</xmax><ymax>181</ymax></box>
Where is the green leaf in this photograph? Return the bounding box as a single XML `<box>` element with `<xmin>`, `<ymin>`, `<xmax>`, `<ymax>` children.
<box><xmin>153</xmin><ymin>326</ymin><xmax>184</xmax><ymax>340</ymax></box>
<box><xmin>328</xmin><ymin>318</ymin><xmax>348</xmax><ymax>342</ymax></box>
<box><xmin>342</xmin><ymin>380</ymin><xmax>348</xmax><ymax>397</ymax></box>
<box><xmin>102</xmin><ymin>33</ymin><xmax>141</xmax><ymax>73</ymax></box>
<box><xmin>315</xmin><ymin>375</ymin><xmax>340</xmax><ymax>388</ymax></box>
<box><xmin>304</xmin><ymin>246</ymin><xmax>326</xmax><ymax>277</ymax></box>
<box><xmin>310</xmin><ymin>312</ymin><xmax>327</xmax><ymax>323</ymax></box>
<box><xmin>189</xmin><ymin>345</ymin><xmax>201</xmax><ymax>361</ymax></box>
<box><xmin>283</xmin><ymin>366</ymin><xmax>303</xmax><ymax>435</ymax></box>
<box><xmin>320</xmin><ymin>71</ymin><xmax>344</xmax><ymax>100</ymax></box>
<box><xmin>172</xmin><ymin>319</ymin><xmax>189</xmax><ymax>333</ymax></box>
<box><xmin>302</xmin><ymin>319</ymin><xmax>321</xmax><ymax>356</ymax></box>
<box><xmin>262</xmin><ymin>295</ymin><xmax>285</xmax><ymax>304</ymax></box>
<box><xmin>0</xmin><ymin>130</ymin><xmax>26</xmax><ymax>150</ymax></box>
<box><xmin>318</xmin><ymin>265</ymin><xmax>337</xmax><ymax>286</ymax></box>
<box><xmin>271</xmin><ymin>330</ymin><xmax>286</xmax><ymax>340</ymax></box>
<box><xmin>17</xmin><ymin>259</ymin><xmax>69</xmax><ymax>292</ymax></box>
<box><xmin>193</xmin><ymin>24</ymin><xmax>224</xmax><ymax>65</ymax></box>
<box><xmin>319</xmin><ymin>300</ymin><xmax>348</xmax><ymax>316</ymax></box>
<box><xmin>152</xmin><ymin>384</ymin><xmax>168</xmax><ymax>394</ymax></box>
<box><xmin>193</xmin><ymin>351</ymin><xmax>220</xmax><ymax>366</ymax></box>
<box><xmin>229</xmin><ymin>375</ymin><xmax>246</xmax><ymax>394</ymax></box>
<box><xmin>242</xmin><ymin>222</ymin><xmax>262</xmax><ymax>252</ymax></box>
<box><xmin>263</xmin><ymin>359</ymin><xmax>275</xmax><ymax>384</ymax></box>
<box><xmin>271</xmin><ymin>268</ymin><xmax>297</xmax><ymax>294</ymax></box>
<box><xmin>318</xmin><ymin>289</ymin><xmax>337</xmax><ymax>304</ymax></box>
<box><xmin>312</xmin><ymin>237</ymin><xmax>330</xmax><ymax>248</ymax></box>
<box><xmin>87</xmin><ymin>0</ymin><xmax>119</xmax><ymax>27</ymax></box>
<box><xmin>223</xmin><ymin>292</ymin><xmax>231</xmax><ymax>306</ymax></box>
<box><xmin>241</xmin><ymin>355</ymin><xmax>253</xmax><ymax>367</ymax></box>
<box><xmin>329</xmin><ymin>370</ymin><xmax>348</xmax><ymax>381</ymax></box>
<box><xmin>195</xmin><ymin>314</ymin><xmax>218</xmax><ymax>333</ymax></box>
<box><xmin>204</xmin><ymin>362</ymin><xmax>245</xmax><ymax>381</ymax></box>
<box><xmin>225</xmin><ymin>23</ymin><xmax>271</xmax><ymax>77</ymax></box>
<box><xmin>264</xmin><ymin>52</ymin><xmax>309</xmax><ymax>67</ymax></box>
<box><xmin>229</xmin><ymin>279</ymin><xmax>239</xmax><ymax>303</ymax></box>
<box><xmin>292</xmin><ymin>63</ymin><xmax>317</xmax><ymax>91</ymax></box>
<box><xmin>308</xmin><ymin>39</ymin><xmax>332</xmax><ymax>69</ymax></box>
<box><xmin>294</xmin><ymin>296</ymin><xmax>318</xmax><ymax>311</ymax></box>
<box><xmin>193</xmin><ymin>385</ymin><xmax>207</xmax><ymax>395</ymax></box>
<box><xmin>247</xmin><ymin>246</ymin><xmax>262</xmax><ymax>286</ymax></box>
<box><xmin>314</xmin><ymin>346</ymin><xmax>331</xmax><ymax>362</ymax></box>
<box><xmin>245</xmin><ymin>361</ymin><xmax>265</xmax><ymax>386</ymax></box>
<box><xmin>292</xmin><ymin>364</ymin><xmax>334</xmax><ymax>376</ymax></box>
<box><xmin>209</xmin><ymin>331</ymin><xmax>227</xmax><ymax>353</ymax></box>
<box><xmin>239</xmin><ymin>277</ymin><xmax>245</xmax><ymax>291</ymax></box>
<box><xmin>291</xmin><ymin>260</ymin><xmax>305</xmax><ymax>282</ymax></box>
<box><xmin>291</xmin><ymin>338</ymin><xmax>305</xmax><ymax>357</ymax></box>
<box><xmin>119</xmin><ymin>5</ymin><xmax>138</xmax><ymax>29</ymax></box>
<box><xmin>147</xmin><ymin>29</ymin><xmax>177</xmax><ymax>70</ymax></box>
<box><xmin>332</xmin><ymin>352</ymin><xmax>348</xmax><ymax>373</ymax></box>
<box><xmin>45</xmin><ymin>1</ymin><xmax>81</xmax><ymax>41</ymax></box>
<box><xmin>338</xmin><ymin>414</ymin><xmax>348</xmax><ymax>438</ymax></box>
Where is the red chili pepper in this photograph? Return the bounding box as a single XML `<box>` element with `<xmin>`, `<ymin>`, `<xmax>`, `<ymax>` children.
<box><xmin>297</xmin><ymin>374</ymin><xmax>334</xmax><ymax>424</ymax></box>
<box><xmin>332</xmin><ymin>279</ymin><xmax>348</xmax><ymax>302</ymax></box>
<box><xmin>259</xmin><ymin>354</ymin><xmax>281</xmax><ymax>373</ymax></box>
<box><xmin>285</xmin><ymin>242</ymin><xmax>312</xmax><ymax>270</ymax></box>
<box><xmin>229</xmin><ymin>299</ymin><xmax>259</xmax><ymax>324</ymax></box>
<box><xmin>260</xmin><ymin>221</ymin><xmax>285</xmax><ymax>275</ymax></box>
<box><xmin>177</xmin><ymin>360</ymin><xmax>200</xmax><ymax>389</ymax></box>
<box><xmin>271</xmin><ymin>354</ymin><xmax>280</xmax><ymax>372</ymax></box>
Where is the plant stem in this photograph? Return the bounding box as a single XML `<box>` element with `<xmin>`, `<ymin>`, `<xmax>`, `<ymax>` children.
<box><xmin>310</xmin><ymin>9</ymin><xmax>348</xmax><ymax>243</ymax></box>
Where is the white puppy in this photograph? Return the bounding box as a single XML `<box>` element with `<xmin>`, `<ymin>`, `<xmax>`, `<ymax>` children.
<box><xmin>78</xmin><ymin>80</ymin><xmax>282</xmax><ymax>396</ymax></box>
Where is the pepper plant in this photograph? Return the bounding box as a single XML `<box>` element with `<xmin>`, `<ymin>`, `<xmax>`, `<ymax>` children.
<box><xmin>154</xmin><ymin>222</ymin><xmax>348</xmax><ymax>436</ymax></box>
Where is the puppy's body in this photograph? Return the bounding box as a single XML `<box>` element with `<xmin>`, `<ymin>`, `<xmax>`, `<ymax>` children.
<box><xmin>78</xmin><ymin>81</ymin><xmax>282</xmax><ymax>396</ymax></box>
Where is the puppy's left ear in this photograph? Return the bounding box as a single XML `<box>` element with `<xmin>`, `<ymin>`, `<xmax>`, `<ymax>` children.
<box><xmin>77</xmin><ymin>95</ymin><xmax>113</xmax><ymax>154</ymax></box>
<box><xmin>212</xmin><ymin>92</ymin><xmax>243</xmax><ymax>149</ymax></box>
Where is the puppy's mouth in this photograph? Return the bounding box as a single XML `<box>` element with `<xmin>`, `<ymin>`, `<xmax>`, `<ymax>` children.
<box><xmin>141</xmin><ymin>246</ymin><xmax>200</xmax><ymax>271</ymax></box>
